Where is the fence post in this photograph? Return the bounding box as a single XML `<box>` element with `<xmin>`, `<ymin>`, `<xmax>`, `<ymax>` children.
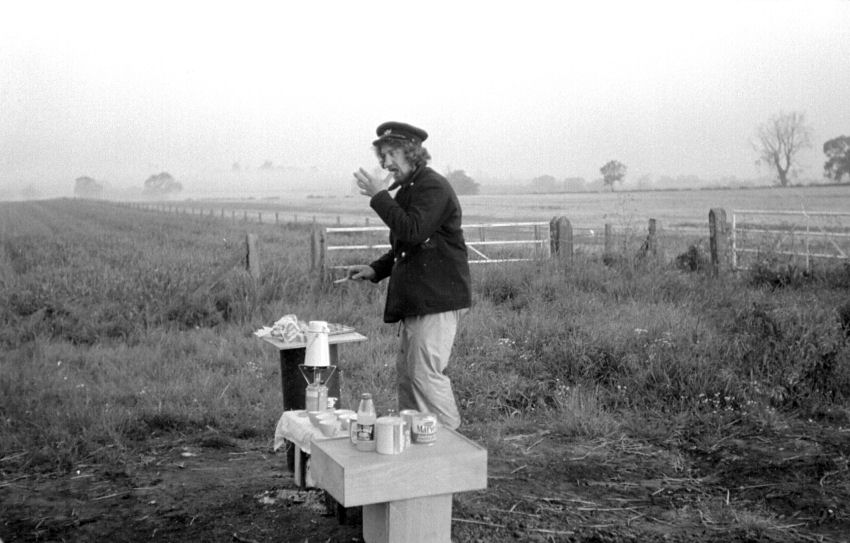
<box><xmin>805</xmin><ymin>213</ymin><xmax>811</xmax><ymax>272</ymax></box>
<box><xmin>647</xmin><ymin>219</ymin><xmax>657</xmax><ymax>256</ymax></box>
<box><xmin>246</xmin><ymin>233</ymin><xmax>260</xmax><ymax>280</ymax></box>
<box><xmin>534</xmin><ymin>224</ymin><xmax>540</xmax><ymax>258</ymax></box>
<box><xmin>637</xmin><ymin>218</ymin><xmax>658</xmax><ymax>261</ymax></box>
<box><xmin>604</xmin><ymin>224</ymin><xmax>613</xmax><ymax>259</ymax></box>
<box><xmin>310</xmin><ymin>227</ymin><xmax>326</xmax><ymax>273</ymax></box>
<box><xmin>709</xmin><ymin>208</ymin><xmax>729</xmax><ymax>276</ymax></box>
<box><xmin>549</xmin><ymin>216</ymin><xmax>572</xmax><ymax>264</ymax></box>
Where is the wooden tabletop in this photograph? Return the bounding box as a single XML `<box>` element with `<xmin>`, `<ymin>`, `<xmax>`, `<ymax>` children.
<box><xmin>310</xmin><ymin>428</ymin><xmax>487</xmax><ymax>507</ymax></box>
<box><xmin>260</xmin><ymin>331</ymin><xmax>367</xmax><ymax>351</ymax></box>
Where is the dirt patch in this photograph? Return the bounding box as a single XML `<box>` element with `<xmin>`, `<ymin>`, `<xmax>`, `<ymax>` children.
<box><xmin>2</xmin><ymin>420</ymin><xmax>850</xmax><ymax>542</ymax></box>
<box><xmin>1</xmin><ymin>438</ymin><xmax>361</xmax><ymax>543</ymax></box>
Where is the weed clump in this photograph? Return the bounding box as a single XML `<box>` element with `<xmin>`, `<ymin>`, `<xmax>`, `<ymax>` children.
<box><xmin>675</xmin><ymin>243</ymin><xmax>709</xmax><ymax>272</ymax></box>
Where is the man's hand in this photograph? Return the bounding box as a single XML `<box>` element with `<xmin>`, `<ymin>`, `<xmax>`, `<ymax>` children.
<box><xmin>346</xmin><ymin>265</ymin><xmax>376</xmax><ymax>281</ymax></box>
<box><xmin>353</xmin><ymin>168</ymin><xmax>392</xmax><ymax>197</ymax></box>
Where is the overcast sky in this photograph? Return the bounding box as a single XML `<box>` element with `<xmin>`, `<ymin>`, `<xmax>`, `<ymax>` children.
<box><xmin>1</xmin><ymin>0</ymin><xmax>849</xmax><ymax>197</ymax></box>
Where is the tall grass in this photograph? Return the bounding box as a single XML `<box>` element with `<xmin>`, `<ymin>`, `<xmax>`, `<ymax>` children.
<box><xmin>1</xmin><ymin>199</ymin><xmax>849</xmax><ymax>475</ymax></box>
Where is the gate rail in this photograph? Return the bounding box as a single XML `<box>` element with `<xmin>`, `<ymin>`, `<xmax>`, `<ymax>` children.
<box><xmin>320</xmin><ymin>222</ymin><xmax>551</xmax><ymax>270</ymax></box>
<box><xmin>731</xmin><ymin>209</ymin><xmax>850</xmax><ymax>271</ymax></box>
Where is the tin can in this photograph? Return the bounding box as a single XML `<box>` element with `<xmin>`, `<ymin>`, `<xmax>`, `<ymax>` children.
<box><xmin>375</xmin><ymin>416</ymin><xmax>405</xmax><ymax>455</ymax></box>
<box><xmin>411</xmin><ymin>413</ymin><xmax>438</xmax><ymax>445</ymax></box>
<box><xmin>347</xmin><ymin>414</ymin><xmax>358</xmax><ymax>444</ymax></box>
<box><xmin>398</xmin><ymin>409</ymin><xmax>419</xmax><ymax>448</ymax></box>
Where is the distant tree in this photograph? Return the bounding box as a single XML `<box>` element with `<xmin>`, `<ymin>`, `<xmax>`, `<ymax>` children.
<box><xmin>531</xmin><ymin>175</ymin><xmax>559</xmax><ymax>193</ymax></box>
<box><xmin>232</xmin><ymin>162</ymin><xmax>242</xmax><ymax>172</ymax></box>
<box><xmin>754</xmin><ymin>111</ymin><xmax>811</xmax><ymax>187</ymax></box>
<box><xmin>600</xmin><ymin>160</ymin><xmax>627</xmax><ymax>191</ymax></box>
<box><xmin>823</xmin><ymin>135</ymin><xmax>850</xmax><ymax>183</ymax></box>
<box><xmin>74</xmin><ymin>176</ymin><xmax>104</xmax><ymax>199</ymax></box>
<box><xmin>445</xmin><ymin>169</ymin><xmax>480</xmax><ymax>195</ymax></box>
<box><xmin>562</xmin><ymin>177</ymin><xmax>586</xmax><ymax>192</ymax></box>
<box><xmin>260</xmin><ymin>160</ymin><xmax>274</xmax><ymax>170</ymax></box>
<box><xmin>143</xmin><ymin>172</ymin><xmax>182</xmax><ymax>197</ymax></box>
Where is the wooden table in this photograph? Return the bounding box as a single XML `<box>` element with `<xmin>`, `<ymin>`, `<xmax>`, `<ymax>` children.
<box><xmin>310</xmin><ymin>429</ymin><xmax>488</xmax><ymax>543</ymax></box>
<box><xmin>261</xmin><ymin>332</ymin><xmax>366</xmax><ymax>477</ymax></box>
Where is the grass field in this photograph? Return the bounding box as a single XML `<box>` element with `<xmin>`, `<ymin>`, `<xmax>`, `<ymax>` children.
<box><xmin>2</xmin><ymin>195</ymin><xmax>850</xmax><ymax>542</ymax></box>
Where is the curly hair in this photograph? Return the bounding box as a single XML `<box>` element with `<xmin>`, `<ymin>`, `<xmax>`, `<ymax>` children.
<box><xmin>373</xmin><ymin>139</ymin><xmax>431</xmax><ymax>168</ymax></box>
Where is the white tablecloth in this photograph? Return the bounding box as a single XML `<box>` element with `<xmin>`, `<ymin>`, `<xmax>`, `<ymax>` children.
<box><xmin>273</xmin><ymin>410</ymin><xmax>346</xmax><ymax>454</ymax></box>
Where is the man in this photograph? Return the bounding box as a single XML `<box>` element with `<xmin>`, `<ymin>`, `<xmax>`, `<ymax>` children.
<box><xmin>347</xmin><ymin>121</ymin><xmax>471</xmax><ymax>430</ymax></box>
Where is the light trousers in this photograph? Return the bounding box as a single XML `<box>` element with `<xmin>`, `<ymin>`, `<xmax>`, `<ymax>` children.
<box><xmin>396</xmin><ymin>309</ymin><xmax>466</xmax><ymax>430</ymax></box>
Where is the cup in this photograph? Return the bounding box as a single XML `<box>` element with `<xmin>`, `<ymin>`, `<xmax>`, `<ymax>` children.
<box><xmin>375</xmin><ymin>416</ymin><xmax>405</xmax><ymax>455</ymax></box>
<box><xmin>315</xmin><ymin>412</ymin><xmax>336</xmax><ymax>428</ymax></box>
<box><xmin>319</xmin><ymin>418</ymin><xmax>338</xmax><ymax>437</ymax></box>
<box><xmin>307</xmin><ymin>411</ymin><xmax>323</xmax><ymax>426</ymax></box>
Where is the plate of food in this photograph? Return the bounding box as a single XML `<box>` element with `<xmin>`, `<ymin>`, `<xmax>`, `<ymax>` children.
<box><xmin>254</xmin><ymin>315</ymin><xmax>355</xmax><ymax>343</ymax></box>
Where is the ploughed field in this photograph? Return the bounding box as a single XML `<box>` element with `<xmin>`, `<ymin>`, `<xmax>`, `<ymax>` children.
<box><xmin>2</xmin><ymin>197</ymin><xmax>850</xmax><ymax>542</ymax></box>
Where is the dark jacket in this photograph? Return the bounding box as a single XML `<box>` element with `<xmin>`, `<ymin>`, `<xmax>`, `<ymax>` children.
<box><xmin>368</xmin><ymin>166</ymin><xmax>472</xmax><ymax>323</ymax></box>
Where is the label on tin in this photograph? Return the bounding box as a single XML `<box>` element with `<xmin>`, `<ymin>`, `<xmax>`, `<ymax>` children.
<box><xmin>412</xmin><ymin>415</ymin><xmax>437</xmax><ymax>444</ymax></box>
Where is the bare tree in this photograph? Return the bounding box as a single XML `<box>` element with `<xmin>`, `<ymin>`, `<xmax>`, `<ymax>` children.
<box><xmin>754</xmin><ymin>111</ymin><xmax>811</xmax><ymax>187</ymax></box>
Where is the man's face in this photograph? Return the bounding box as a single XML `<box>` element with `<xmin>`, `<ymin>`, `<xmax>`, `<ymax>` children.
<box><xmin>379</xmin><ymin>144</ymin><xmax>414</xmax><ymax>182</ymax></box>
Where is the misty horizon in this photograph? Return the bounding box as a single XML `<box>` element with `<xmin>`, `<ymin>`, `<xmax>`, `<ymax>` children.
<box><xmin>2</xmin><ymin>1</ymin><xmax>849</xmax><ymax>201</ymax></box>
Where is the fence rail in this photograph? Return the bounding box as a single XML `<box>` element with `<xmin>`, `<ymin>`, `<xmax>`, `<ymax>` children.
<box><xmin>123</xmin><ymin>200</ymin><xmax>850</xmax><ymax>276</ymax></box>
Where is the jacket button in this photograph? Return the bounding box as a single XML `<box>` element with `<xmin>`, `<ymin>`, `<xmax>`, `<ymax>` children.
<box><xmin>401</xmin><ymin>252</ymin><xmax>406</xmax><ymax>258</ymax></box>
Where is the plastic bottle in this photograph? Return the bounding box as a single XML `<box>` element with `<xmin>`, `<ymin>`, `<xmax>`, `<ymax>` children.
<box><xmin>355</xmin><ymin>393</ymin><xmax>377</xmax><ymax>452</ymax></box>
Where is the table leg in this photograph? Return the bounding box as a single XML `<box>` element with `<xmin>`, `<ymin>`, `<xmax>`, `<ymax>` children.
<box><xmin>362</xmin><ymin>493</ymin><xmax>453</xmax><ymax>543</ymax></box>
